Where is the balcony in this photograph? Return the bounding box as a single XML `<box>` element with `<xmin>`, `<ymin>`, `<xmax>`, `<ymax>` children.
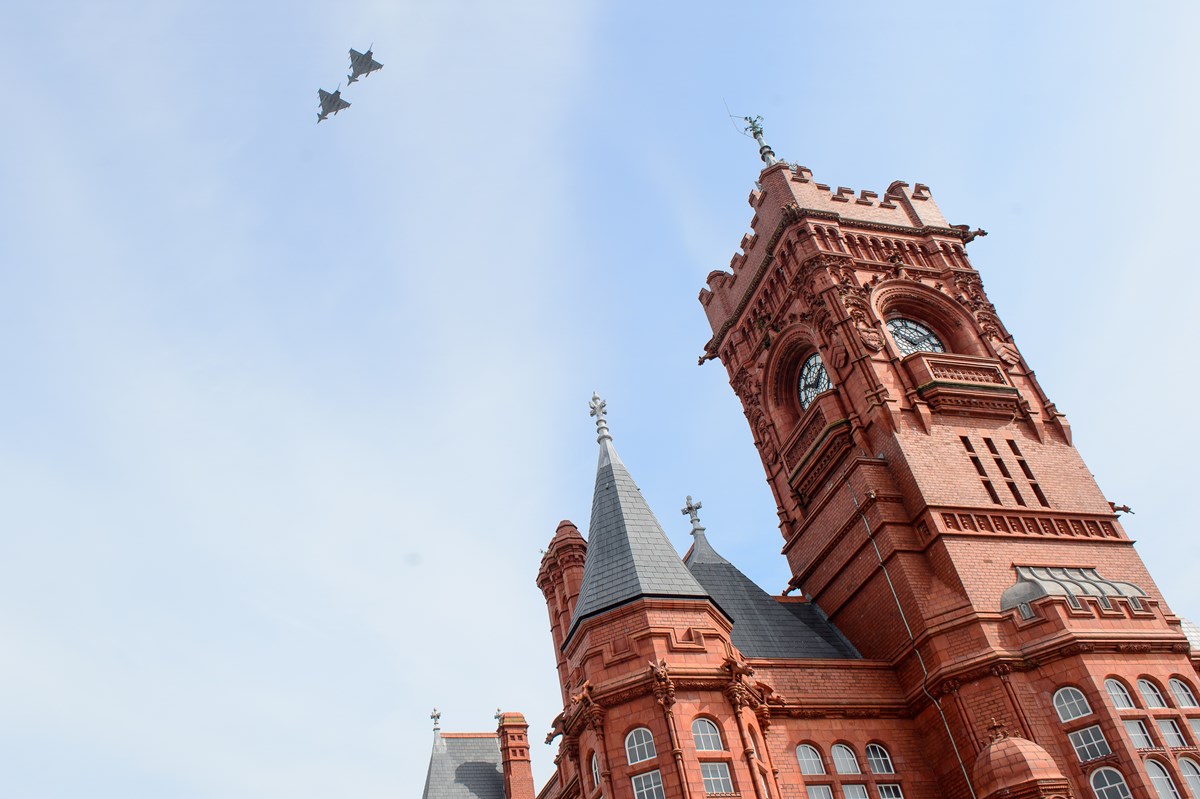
<box><xmin>902</xmin><ymin>352</ymin><xmax>1021</xmax><ymax>417</ymax></box>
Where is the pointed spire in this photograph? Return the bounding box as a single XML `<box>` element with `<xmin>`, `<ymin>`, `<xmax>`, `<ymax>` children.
<box><xmin>744</xmin><ymin>115</ymin><xmax>778</xmax><ymax>167</ymax></box>
<box><xmin>567</xmin><ymin>395</ymin><xmax>713</xmax><ymax>641</ymax></box>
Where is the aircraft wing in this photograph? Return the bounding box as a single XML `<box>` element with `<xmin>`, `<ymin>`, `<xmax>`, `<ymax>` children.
<box><xmin>368</xmin><ymin>57</ymin><xmax>383</xmax><ymax>72</ymax></box>
<box><xmin>334</xmin><ymin>96</ymin><xmax>351</xmax><ymax>111</ymax></box>
<box><xmin>319</xmin><ymin>89</ymin><xmax>332</xmax><ymax>102</ymax></box>
<box><xmin>349</xmin><ymin>48</ymin><xmax>364</xmax><ymax>60</ymax></box>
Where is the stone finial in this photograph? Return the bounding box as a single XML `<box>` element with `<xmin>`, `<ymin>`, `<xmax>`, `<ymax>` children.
<box><xmin>431</xmin><ymin>707</ymin><xmax>441</xmax><ymax>731</ymax></box>
<box><xmin>589</xmin><ymin>393</ymin><xmax>611</xmax><ymax>443</ymax></box>
<box><xmin>681</xmin><ymin>495</ymin><xmax>705</xmax><ymax>535</ymax></box>
<box><xmin>743</xmin><ymin>115</ymin><xmax>778</xmax><ymax>167</ymax></box>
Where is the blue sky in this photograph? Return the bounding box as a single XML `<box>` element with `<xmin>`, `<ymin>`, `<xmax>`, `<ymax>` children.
<box><xmin>2</xmin><ymin>2</ymin><xmax>1198</xmax><ymax>796</ymax></box>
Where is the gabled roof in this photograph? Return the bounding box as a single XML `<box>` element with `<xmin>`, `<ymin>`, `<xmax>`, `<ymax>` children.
<box><xmin>684</xmin><ymin>529</ymin><xmax>859</xmax><ymax>660</ymax></box>
<box><xmin>421</xmin><ymin>732</ymin><xmax>504</xmax><ymax>799</ymax></box>
<box><xmin>566</xmin><ymin>436</ymin><xmax>713</xmax><ymax>641</ymax></box>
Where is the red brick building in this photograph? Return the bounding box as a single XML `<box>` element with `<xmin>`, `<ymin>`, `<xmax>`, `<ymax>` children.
<box><xmin>423</xmin><ymin>136</ymin><xmax>1200</xmax><ymax>799</ymax></box>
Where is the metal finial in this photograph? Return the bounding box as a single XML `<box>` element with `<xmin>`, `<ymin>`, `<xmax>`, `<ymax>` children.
<box><xmin>743</xmin><ymin>115</ymin><xmax>778</xmax><ymax>167</ymax></box>
<box><xmin>589</xmin><ymin>393</ymin><xmax>611</xmax><ymax>443</ymax></box>
<box><xmin>495</xmin><ymin>707</ymin><xmax>503</xmax><ymax>720</ymax></box>
<box><xmin>681</xmin><ymin>495</ymin><xmax>705</xmax><ymax>535</ymax></box>
<box><xmin>431</xmin><ymin>708</ymin><xmax>441</xmax><ymax>731</ymax></box>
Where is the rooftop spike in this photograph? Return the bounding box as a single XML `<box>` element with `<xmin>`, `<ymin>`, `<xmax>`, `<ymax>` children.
<box><xmin>744</xmin><ymin>115</ymin><xmax>778</xmax><ymax>167</ymax></box>
<box><xmin>589</xmin><ymin>392</ymin><xmax>611</xmax><ymax>443</ymax></box>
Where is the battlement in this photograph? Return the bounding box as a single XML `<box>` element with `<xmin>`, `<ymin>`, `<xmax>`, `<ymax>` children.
<box><xmin>698</xmin><ymin>163</ymin><xmax>967</xmax><ymax>360</ymax></box>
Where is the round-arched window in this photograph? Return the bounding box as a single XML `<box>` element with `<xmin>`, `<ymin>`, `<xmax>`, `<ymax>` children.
<box><xmin>1137</xmin><ymin>679</ymin><xmax>1168</xmax><ymax>708</ymax></box>
<box><xmin>625</xmin><ymin>727</ymin><xmax>656</xmax><ymax>764</ymax></box>
<box><xmin>1091</xmin><ymin>768</ymin><xmax>1133</xmax><ymax>799</ymax></box>
<box><xmin>798</xmin><ymin>353</ymin><xmax>832</xmax><ymax>410</ymax></box>
<box><xmin>865</xmin><ymin>743</ymin><xmax>894</xmax><ymax>774</ymax></box>
<box><xmin>1146</xmin><ymin>760</ymin><xmax>1181</xmax><ymax>799</ymax></box>
<box><xmin>886</xmin><ymin>318</ymin><xmax>945</xmax><ymax>356</ymax></box>
<box><xmin>831</xmin><ymin>744</ymin><xmax>860</xmax><ymax>774</ymax></box>
<box><xmin>1054</xmin><ymin>686</ymin><xmax>1093</xmax><ymax>722</ymax></box>
<box><xmin>1169</xmin><ymin>678</ymin><xmax>1199</xmax><ymax>708</ymax></box>
<box><xmin>1105</xmin><ymin>679</ymin><xmax>1135</xmax><ymax>709</ymax></box>
<box><xmin>796</xmin><ymin>744</ymin><xmax>825</xmax><ymax>775</ymax></box>
<box><xmin>1179</xmin><ymin>758</ymin><xmax>1200</xmax><ymax>797</ymax></box>
<box><xmin>590</xmin><ymin>753</ymin><xmax>601</xmax><ymax>792</ymax></box>
<box><xmin>691</xmin><ymin>718</ymin><xmax>724</xmax><ymax>751</ymax></box>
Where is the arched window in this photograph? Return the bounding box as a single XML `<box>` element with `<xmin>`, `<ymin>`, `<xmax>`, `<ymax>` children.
<box><xmin>1169</xmin><ymin>678</ymin><xmax>1199</xmax><ymax>708</ymax></box>
<box><xmin>591</xmin><ymin>753</ymin><xmax>601</xmax><ymax>792</ymax></box>
<box><xmin>1090</xmin><ymin>768</ymin><xmax>1133</xmax><ymax>799</ymax></box>
<box><xmin>798</xmin><ymin>353</ymin><xmax>833</xmax><ymax>410</ymax></box>
<box><xmin>1138</xmin><ymin>679</ymin><xmax>1168</xmax><ymax>708</ymax></box>
<box><xmin>865</xmin><ymin>744</ymin><xmax>895</xmax><ymax>774</ymax></box>
<box><xmin>885</xmin><ymin>318</ymin><xmax>945</xmax><ymax>356</ymax></box>
<box><xmin>831</xmin><ymin>744</ymin><xmax>860</xmax><ymax>774</ymax></box>
<box><xmin>1178</xmin><ymin>758</ymin><xmax>1200</xmax><ymax>797</ymax></box>
<box><xmin>1054</xmin><ymin>686</ymin><xmax>1093</xmax><ymax>722</ymax></box>
<box><xmin>796</xmin><ymin>744</ymin><xmax>825</xmax><ymax>775</ymax></box>
<box><xmin>691</xmin><ymin>718</ymin><xmax>724</xmax><ymax>751</ymax></box>
<box><xmin>625</xmin><ymin>728</ymin><xmax>656</xmax><ymax>765</ymax></box>
<box><xmin>1146</xmin><ymin>760</ymin><xmax>1181</xmax><ymax>799</ymax></box>
<box><xmin>1105</xmin><ymin>679</ymin><xmax>1135</xmax><ymax>709</ymax></box>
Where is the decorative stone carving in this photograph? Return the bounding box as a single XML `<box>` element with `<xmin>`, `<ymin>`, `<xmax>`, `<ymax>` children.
<box><xmin>649</xmin><ymin>660</ymin><xmax>676</xmax><ymax>708</ymax></box>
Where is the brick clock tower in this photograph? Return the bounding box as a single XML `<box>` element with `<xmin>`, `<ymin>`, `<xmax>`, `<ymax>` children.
<box><xmin>424</xmin><ymin>126</ymin><xmax>1200</xmax><ymax>799</ymax></box>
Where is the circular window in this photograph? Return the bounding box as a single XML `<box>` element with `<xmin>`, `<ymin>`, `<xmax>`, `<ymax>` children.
<box><xmin>886</xmin><ymin>318</ymin><xmax>945</xmax><ymax>356</ymax></box>
<box><xmin>798</xmin><ymin>353</ymin><xmax>832</xmax><ymax>410</ymax></box>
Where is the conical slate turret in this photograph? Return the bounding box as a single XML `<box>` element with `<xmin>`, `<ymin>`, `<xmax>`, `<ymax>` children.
<box><xmin>566</xmin><ymin>396</ymin><xmax>712</xmax><ymax>642</ymax></box>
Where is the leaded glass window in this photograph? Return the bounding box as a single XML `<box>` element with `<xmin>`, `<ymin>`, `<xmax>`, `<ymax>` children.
<box><xmin>1170</xmin><ymin>678</ymin><xmax>1199</xmax><ymax>708</ymax></box>
<box><xmin>831</xmin><ymin>744</ymin><xmax>860</xmax><ymax>775</ymax></box>
<box><xmin>798</xmin><ymin>353</ymin><xmax>832</xmax><ymax>410</ymax></box>
<box><xmin>626</xmin><ymin>728</ymin><xmax>657</xmax><ymax>765</ymax></box>
<box><xmin>1055</xmin><ymin>687</ymin><xmax>1093</xmax><ymax>722</ymax></box>
<box><xmin>865</xmin><ymin>744</ymin><xmax>894</xmax><ymax>775</ymax></box>
<box><xmin>886</xmin><ymin>318</ymin><xmax>945</xmax><ymax>356</ymax></box>
<box><xmin>700</xmin><ymin>762</ymin><xmax>734</xmax><ymax>795</ymax></box>
<box><xmin>1139</xmin><ymin>680</ymin><xmax>1168</xmax><ymax>708</ymax></box>
<box><xmin>796</xmin><ymin>745</ymin><xmax>825</xmax><ymax>775</ymax></box>
<box><xmin>1069</xmin><ymin>725</ymin><xmax>1111</xmax><ymax>762</ymax></box>
<box><xmin>1146</xmin><ymin>760</ymin><xmax>1181</xmax><ymax>799</ymax></box>
<box><xmin>1090</xmin><ymin>768</ymin><xmax>1132</xmax><ymax>799</ymax></box>
<box><xmin>692</xmin><ymin>719</ymin><xmax>724</xmax><ymax>751</ymax></box>
<box><xmin>632</xmin><ymin>770</ymin><xmax>665</xmax><ymax>799</ymax></box>
<box><xmin>1106</xmin><ymin>679</ymin><xmax>1135</xmax><ymax>709</ymax></box>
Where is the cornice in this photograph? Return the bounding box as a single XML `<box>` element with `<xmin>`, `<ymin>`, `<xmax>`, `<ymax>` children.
<box><xmin>701</xmin><ymin>207</ymin><xmax>973</xmax><ymax>360</ymax></box>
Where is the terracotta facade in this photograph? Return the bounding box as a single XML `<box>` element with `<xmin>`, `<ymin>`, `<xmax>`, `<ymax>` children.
<box><xmin>531</xmin><ymin>159</ymin><xmax>1200</xmax><ymax>799</ymax></box>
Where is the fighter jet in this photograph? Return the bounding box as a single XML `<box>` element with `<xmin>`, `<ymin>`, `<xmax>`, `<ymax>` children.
<box><xmin>347</xmin><ymin>47</ymin><xmax>383</xmax><ymax>84</ymax></box>
<box><xmin>317</xmin><ymin>87</ymin><xmax>350</xmax><ymax>123</ymax></box>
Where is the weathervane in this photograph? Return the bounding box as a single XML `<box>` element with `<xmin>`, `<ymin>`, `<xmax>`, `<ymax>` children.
<box><xmin>589</xmin><ymin>393</ymin><xmax>611</xmax><ymax>443</ymax></box>
<box><xmin>743</xmin><ymin>115</ymin><xmax>778</xmax><ymax>166</ymax></box>
<box><xmin>681</xmin><ymin>495</ymin><xmax>705</xmax><ymax>535</ymax></box>
<box><xmin>431</xmin><ymin>708</ymin><xmax>441</xmax><ymax>731</ymax></box>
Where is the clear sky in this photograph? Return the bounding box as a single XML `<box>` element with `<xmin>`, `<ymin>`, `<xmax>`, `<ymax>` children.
<box><xmin>2</xmin><ymin>2</ymin><xmax>1198</xmax><ymax>797</ymax></box>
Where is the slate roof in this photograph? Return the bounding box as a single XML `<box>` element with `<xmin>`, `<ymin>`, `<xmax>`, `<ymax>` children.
<box><xmin>684</xmin><ymin>529</ymin><xmax>859</xmax><ymax>660</ymax></box>
<box><xmin>1182</xmin><ymin>618</ymin><xmax>1200</xmax><ymax>654</ymax></box>
<box><xmin>567</xmin><ymin>437</ymin><xmax>714</xmax><ymax>641</ymax></box>
<box><xmin>421</xmin><ymin>732</ymin><xmax>505</xmax><ymax>799</ymax></box>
